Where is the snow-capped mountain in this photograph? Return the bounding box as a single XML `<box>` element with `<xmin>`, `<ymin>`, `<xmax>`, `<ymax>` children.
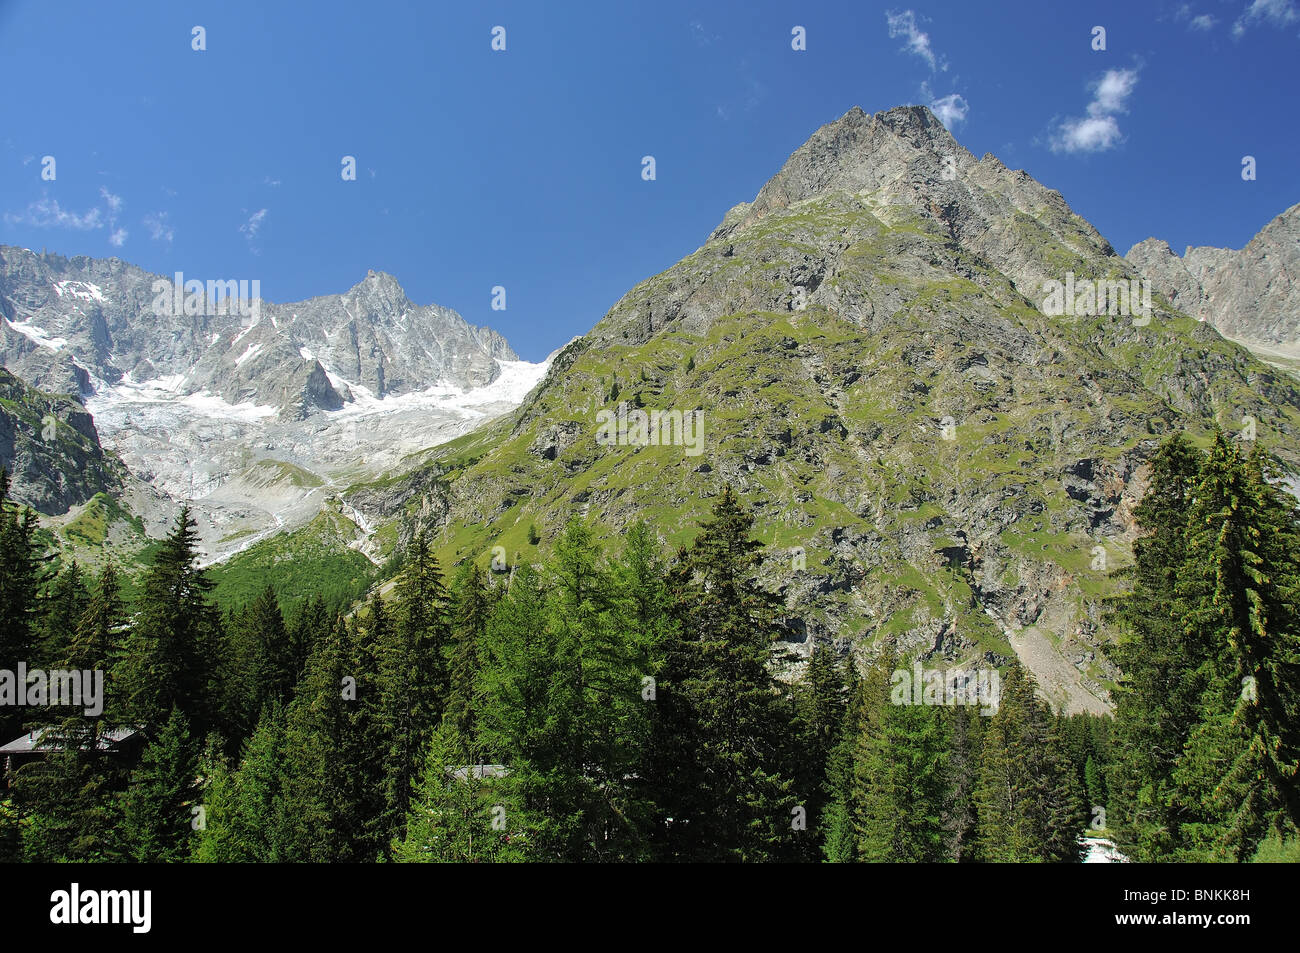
<box><xmin>0</xmin><ymin>246</ymin><xmax>545</xmax><ymax>560</ymax></box>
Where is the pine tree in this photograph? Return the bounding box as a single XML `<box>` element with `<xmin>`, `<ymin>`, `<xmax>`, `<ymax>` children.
<box><xmin>1108</xmin><ymin>432</ymin><xmax>1205</xmax><ymax>860</ymax></box>
<box><xmin>116</xmin><ymin>506</ymin><xmax>224</xmax><ymax>736</ymax></box>
<box><xmin>671</xmin><ymin>486</ymin><xmax>799</xmax><ymax>861</ymax></box>
<box><xmin>117</xmin><ymin>707</ymin><xmax>199</xmax><ymax>862</ymax></box>
<box><xmin>850</xmin><ymin>647</ymin><xmax>952</xmax><ymax>862</ymax></box>
<box><xmin>392</xmin><ymin>720</ymin><xmax>522</xmax><ymax>863</ymax></box>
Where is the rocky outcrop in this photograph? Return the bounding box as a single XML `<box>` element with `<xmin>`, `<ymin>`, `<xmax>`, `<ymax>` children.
<box><xmin>1126</xmin><ymin>203</ymin><xmax>1300</xmax><ymax>358</ymax></box>
<box><xmin>0</xmin><ymin>368</ymin><xmax>125</xmax><ymax>514</ymax></box>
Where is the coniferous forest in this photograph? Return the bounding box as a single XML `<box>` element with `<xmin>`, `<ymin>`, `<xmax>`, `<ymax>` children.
<box><xmin>1</xmin><ymin>430</ymin><xmax>1297</xmax><ymax>863</ymax></box>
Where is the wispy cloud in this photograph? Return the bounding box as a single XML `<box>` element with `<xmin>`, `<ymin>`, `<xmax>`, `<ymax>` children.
<box><xmin>239</xmin><ymin>208</ymin><xmax>268</xmax><ymax>254</ymax></box>
<box><xmin>1233</xmin><ymin>0</ymin><xmax>1299</xmax><ymax>37</ymax></box>
<box><xmin>240</xmin><ymin>208</ymin><xmax>268</xmax><ymax>240</ymax></box>
<box><xmin>5</xmin><ymin>186</ymin><xmax>135</xmax><ymax>251</ymax></box>
<box><xmin>143</xmin><ymin>211</ymin><xmax>174</xmax><ymax>245</ymax></box>
<box><xmin>99</xmin><ymin>187</ymin><xmax>123</xmax><ymax>218</ymax></box>
<box><xmin>1190</xmin><ymin>13</ymin><xmax>1217</xmax><ymax>29</ymax></box>
<box><xmin>99</xmin><ymin>187</ymin><xmax>126</xmax><ymax>246</ymax></box>
<box><xmin>689</xmin><ymin>20</ymin><xmax>719</xmax><ymax>47</ymax></box>
<box><xmin>1049</xmin><ymin>68</ymin><xmax>1139</xmax><ymax>154</ymax></box>
<box><xmin>4</xmin><ymin>197</ymin><xmax>103</xmax><ymax>230</ymax></box>
<box><xmin>886</xmin><ymin>10</ymin><xmax>946</xmax><ymax>72</ymax></box>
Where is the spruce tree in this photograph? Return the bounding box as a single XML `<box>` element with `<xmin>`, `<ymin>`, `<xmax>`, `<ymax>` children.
<box><xmin>1108</xmin><ymin>432</ymin><xmax>1205</xmax><ymax>860</ymax></box>
<box><xmin>194</xmin><ymin>704</ymin><xmax>288</xmax><ymax>862</ymax></box>
<box><xmin>673</xmin><ymin>486</ymin><xmax>799</xmax><ymax>862</ymax></box>
<box><xmin>117</xmin><ymin>707</ymin><xmax>199</xmax><ymax>862</ymax></box>
<box><xmin>393</xmin><ymin>720</ymin><xmax>522</xmax><ymax>863</ymax></box>
<box><xmin>0</xmin><ymin>469</ymin><xmax>44</xmax><ymax>739</ymax></box>
<box><xmin>116</xmin><ymin>506</ymin><xmax>224</xmax><ymax>736</ymax></box>
<box><xmin>380</xmin><ymin>533</ymin><xmax>451</xmax><ymax>843</ymax></box>
<box><xmin>851</xmin><ymin>647</ymin><xmax>952</xmax><ymax>862</ymax></box>
<box><xmin>1171</xmin><ymin>433</ymin><xmax>1300</xmax><ymax>859</ymax></box>
<box><xmin>445</xmin><ymin>560</ymin><xmax>492</xmax><ymax>749</ymax></box>
<box><xmin>793</xmin><ymin>639</ymin><xmax>848</xmax><ymax>859</ymax></box>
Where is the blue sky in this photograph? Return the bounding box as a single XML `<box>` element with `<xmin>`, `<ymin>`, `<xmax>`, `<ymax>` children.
<box><xmin>2</xmin><ymin>0</ymin><xmax>1298</xmax><ymax>361</ymax></box>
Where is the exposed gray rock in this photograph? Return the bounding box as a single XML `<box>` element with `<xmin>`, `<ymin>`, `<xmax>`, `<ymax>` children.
<box><xmin>1126</xmin><ymin>203</ymin><xmax>1300</xmax><ymax>358</ymax></box>
<box><xmin>0</xmin><ymin>248</ymin><xmax>517</xmax><ymax>418</ymax></box>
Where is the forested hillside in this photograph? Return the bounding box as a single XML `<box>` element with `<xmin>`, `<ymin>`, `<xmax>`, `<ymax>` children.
<box><xmin>2</xmin><ymin>430</ymin><xmax>1295</xmax><ymax>863</ymax></box>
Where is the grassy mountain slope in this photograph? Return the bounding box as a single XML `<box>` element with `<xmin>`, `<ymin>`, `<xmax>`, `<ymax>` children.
<box><xmin>261</xmin><ymin>107</ymin><xmax>1300</xmax><ymax>713</ymax></box>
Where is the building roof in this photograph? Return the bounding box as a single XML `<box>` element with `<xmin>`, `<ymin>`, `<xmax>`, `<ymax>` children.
<box><xmin>446</xmin><ymin>764</ymin><xmax>511</xmax><ymax>781</ymax></box>
<box><xmin>0</xmin><ymin>726</ymin><xmax>141</xmax><ymax>755</ymax></box>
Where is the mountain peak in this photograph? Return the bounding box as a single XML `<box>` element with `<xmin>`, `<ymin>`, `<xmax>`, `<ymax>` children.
<box><xmin>340</xmin><ymin>268</ymin><xmax>414</xmax><ymax>315</ymax></box>
<box><xmin>710</xmin><ymin>104</ymin><xmax>971</xmax><ymax>242</ymax></box>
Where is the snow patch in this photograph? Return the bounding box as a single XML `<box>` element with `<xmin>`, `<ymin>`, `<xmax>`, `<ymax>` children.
<box><xmin>86</xmin><ymin>375</ymin><xmax>275</xmax><ymax>423</ymax></box>
<box><xmin>52</xmin><ymin>280</ymin><xmax>107</xmax><ymax>304</ymax></box>
<box><xmin>323</xmin><ymin>357</ymin><xmax>550</xmax><ymax>423</ymax></box>
<box><xmin>4</xmin><ymin>317</ymin><xmax>67</xmax><ymax>350</ymax></box>
<box><xmin>235</xmin><ymin>342</ymin><xmax>263</xmax><ymax>367</ymax></box>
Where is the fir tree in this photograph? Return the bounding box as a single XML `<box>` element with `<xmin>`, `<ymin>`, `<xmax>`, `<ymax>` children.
<box><xmin>117</xmin><ymin>707</ymin><xmax>199</xmax><ymax>862</ymax></box>
<box><xmin>851</xmin><ymin>647</ymin><xmax>952</xmax><ymax>862</ymax></box>
<box><xmin>393</xmin><ymin>720</ymin><xmax>522</xmax><ymax>863</ymax></box>
<box><xmin>116</xmin><ymin>506</ymin><xmax>224</xmax><ymax>736</ymax></box>
<box><xmin>1108</xmin><ymin>432</ymin><xmax>1205</xmax><ymax>860</ymax></box>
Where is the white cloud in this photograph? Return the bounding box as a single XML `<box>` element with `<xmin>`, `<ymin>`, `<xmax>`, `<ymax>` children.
<box><xmin>240</xmin><ymin>208</ymin><xmax>268</xmax><ymax>240</ymax></box>
<box><xmin>1190</xmin><ymin>13</ymin><xmax>1217</xmax><ymax>29</ymax></box>
<box><xmin>143</xmin><ymin>212</ymin><xmax>174</xmax><ymax>245</ymax></box>
<box><xmin>109</xmin><ymin>228</ymin><xmax>128</xmax><ymax>247</ymax></box>
<box><xmin>1091</xmin><ymin>69</ymin><xmax>1138</xmax><ymax>115</ymax></box>
<box><xmin>3</xmin><ymin>197</ymin><xmax>103</xmax><ymax>230</ymax></box>
<box><xmin>887</xmin><ymin>10</ymin><xmax>946</xmax><ymax>72</ymax></box>
<box><xmin>929</xmin><ymin>92</ymin><xmax>969</xmax><ymax>128</ymax></box>
<box><xmin>1049</xmin><ymin>68</ymin><xmax>1139</xmax><ymax>154</ymax></box>
<box><xmin>1233</xmin><ymin>0</ymin><xmax>1299</xmax><ymax>37</ymax></box>
<box><xmin>1053</xmin><ymin>115</ymin><xmax>1123</xmax><ymax>153</ymax></box>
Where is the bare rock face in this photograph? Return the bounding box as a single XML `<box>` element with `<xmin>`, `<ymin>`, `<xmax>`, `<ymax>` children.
<box><xmin>0</xmin><ymin>249</ymin><xmax>517</xmax><ymax>417</ymax></box>
<box><xmin>0</xmin><ymin>367</ymin><xmax>126</xmax><ymax>514</ymax></box>
<box><xmin>1126</xmin><ymin>203</ymin><xmax>1300</xmax><ymax>358</ymax></box>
